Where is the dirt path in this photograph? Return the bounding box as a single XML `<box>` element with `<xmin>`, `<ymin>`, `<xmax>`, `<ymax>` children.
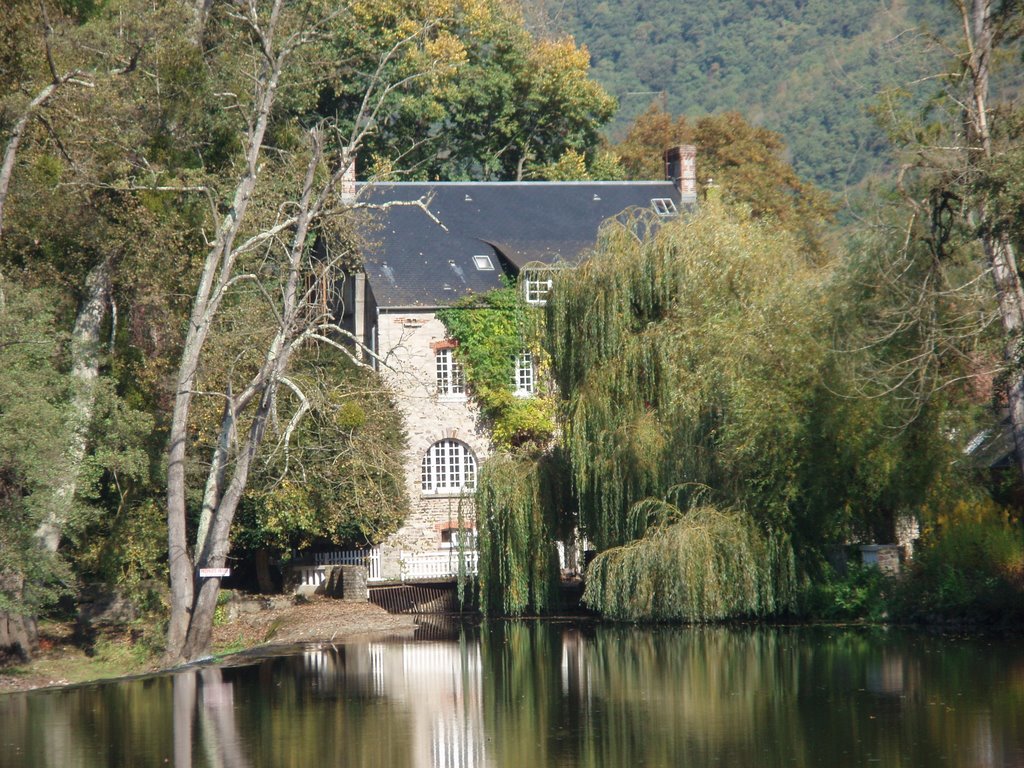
<box><xmin>1</xmin><ymin>598</ymin><xmax>415</xmax><ymax>695</ymax></box>
<box><xmin>212</xmin><ymin>597</ymin><xmax>416</xmax><ymax>648</ymax></box>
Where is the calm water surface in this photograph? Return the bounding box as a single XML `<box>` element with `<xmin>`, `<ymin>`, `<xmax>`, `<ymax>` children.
<box><xmin>1</xmin><ymin>621</ymin><xmax>1022</xmax><ymax>767</ymax></box>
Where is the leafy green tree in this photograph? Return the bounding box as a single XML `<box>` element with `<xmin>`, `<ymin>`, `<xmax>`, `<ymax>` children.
<box><xmin>475</xmin><ymin>450</ymin><xmax>572</xmax><ymax>615</ymax></box>
<box><xmin>613</xmin><ymin>103</ymin><xmax>835</xmax><ymax>253</ymax></box>
<box><xmin>0</xmin><ymin>279</ymin><xmax>70</xmax><ymax>658</ymax></box>
<box><xmin>236</xmin><ymin>358</ymin><xmax>409</xmax><ymax>593</ymax></box>
<box><xmin>478</xmin><ymin>201</ymin><xmax>827</xmax><ymax>617</ymax></box>
<box><xmin>548</xmin><ymin>201</ymin><xmax>828</xmax><ymax>550</ymax></box>
<box><xmin>479</xmin><ymin>196</ymin><xmax>983</xmax><ymax>618</ymax></box>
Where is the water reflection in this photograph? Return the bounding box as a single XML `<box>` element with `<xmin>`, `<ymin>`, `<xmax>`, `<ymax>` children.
<box><xmin>1</xmin><ymin>624</ymin><xmax>1023</xmax><ymax>767</ymax></box>
<box><xmin>173</xmin><ymin>668</ymin><xmax>249</xmax><ymax>768</ymax></box>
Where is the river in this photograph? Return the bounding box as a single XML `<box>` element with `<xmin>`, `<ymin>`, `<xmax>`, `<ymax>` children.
<box><xmin>1</xmin><ymin>620</ymin><xmax>1022</xmax><ymax>767</ymax></box>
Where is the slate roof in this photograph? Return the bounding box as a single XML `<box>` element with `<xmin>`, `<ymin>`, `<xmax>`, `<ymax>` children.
<box><xmin>354</xmin><ymin>180</ymin><xmax>687</xmax><ymax>309</ymax></box>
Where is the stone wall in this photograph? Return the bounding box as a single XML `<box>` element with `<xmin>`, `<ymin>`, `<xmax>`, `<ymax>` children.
<box><xmin>860</xmin><ymin>544</ymin><xmax>901</xmax><ymax>576</ymax></box>
<box><xmin>377</xmin><ymin>310</ymin><xmax>489</xmax><ymax>552</ymax></box>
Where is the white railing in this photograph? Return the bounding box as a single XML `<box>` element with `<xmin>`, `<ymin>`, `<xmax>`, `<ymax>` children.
<box><xmin>297</xmin><ymin>548</ymin><xmax>382</xmax><ymax>588</ymax></box>
<box><xmin>315</xmin><ymin>548</ymin><xmax>382</xmax><ymax>580</ymax></box>
<box><xmin>399</xmin><ymin>549</ymin><xmax>478</xmax><ymax>581</ymax></box>
<box><xmin>294</xmin><ymin>546</ymin><xmax>477</xmax><ymax>589</ymax></box>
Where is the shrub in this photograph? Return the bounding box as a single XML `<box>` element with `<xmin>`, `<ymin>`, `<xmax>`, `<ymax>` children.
<box><xmin>893</xmin><ymin>503</ymin><xmax>1024</xmax><ymax>624</ymax></box>
<box><xmin>798</xmin><ymin>563</ymin><xmax>893</xmax><ymax>622</ymax></box>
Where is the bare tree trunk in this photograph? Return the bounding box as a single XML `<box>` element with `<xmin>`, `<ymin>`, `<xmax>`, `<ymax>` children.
<box><xmin>36</xmin><ymin>256</ymin><xmax>113</xmax><ymax>552</ymax></box>
<box><xmin>166</xmin><ymin>1</ymin><xmax>301</xmax><ymax>662</ymax></box>
<box><xmin>254</xmin><ymin>548</ymin><xmax>275</xmax><ymax>594</ymax></box>
<box><xmin>0</xmin><ymin>574</ymin><xmax>37</xmax><ymax>662</ymax></box>
<box><xmin>177</xmin><ymin>131</ymin><xmax>321</xmax><ymax>662</ymax></box>
<box><xmin>164</xmin><ymin>1</ymin><xmax>433</xmax><ymax>662</ymax></box>
<box><xmin>957</xmin><ymin>0</ymin><xmax>1024</xmax><ymax>479</ymax></box>
<box><xmin>0</xmin><ymin>82</ymin><xmax>60</xmax><ymax>239</ymax></box>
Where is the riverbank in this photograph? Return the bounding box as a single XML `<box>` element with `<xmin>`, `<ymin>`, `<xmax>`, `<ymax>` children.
<box><xmin>0</xmin><ymin>597</ymin><xmax>416</xmax><ymax>695</ymax></box>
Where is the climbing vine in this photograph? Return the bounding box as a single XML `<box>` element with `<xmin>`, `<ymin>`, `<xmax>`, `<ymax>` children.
<box><xmin>436</xmin><ymin>280</ymin><xmax>555</xmax><ymax>451</ymax></box>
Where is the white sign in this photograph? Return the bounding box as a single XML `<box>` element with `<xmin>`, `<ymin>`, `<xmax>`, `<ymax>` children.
<box><xmin>199</xmin><ymin>568</ymin><xmax>231</xmax><ymax>578</ymax></box>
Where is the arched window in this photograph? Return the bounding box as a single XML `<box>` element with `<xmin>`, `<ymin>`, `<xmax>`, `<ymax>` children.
<box><xmin>421</xmin><ymin>439</ymin><xmax>476</xmax><ymax>493</ymax></box>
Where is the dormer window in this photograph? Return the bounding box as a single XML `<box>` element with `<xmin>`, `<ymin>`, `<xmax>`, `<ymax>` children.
<box><xmin>523</xmin><ymin>269</ymin><xmax>553</xmax><ymax>305</ymax></box>
<box><xmin>513</xmin><ymin>350</ymin><xmax>535</xmax><ymax>396</ymax></box>
<box><xmin>651</xmin><ymin>198</ymin><xmax>678</xmax><ymax>216</ymax></box>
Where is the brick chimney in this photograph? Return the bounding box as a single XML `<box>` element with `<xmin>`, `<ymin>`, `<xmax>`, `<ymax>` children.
<box><xmin>663</xmin><ymin>145</ymin><xmax>697</xmax><ymax>203</ymax></box>
<box><xmin>341</xmin><ymin>147</ymin><xmax>356</xmax><ymax>205</ymax></box>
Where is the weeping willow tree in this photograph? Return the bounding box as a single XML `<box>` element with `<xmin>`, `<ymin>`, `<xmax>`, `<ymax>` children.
<box><xmin>544</xmin><ymin>199</ymin><xmax>830</xmax><ymax>619</ymax></box>
<box><xmin>476</xmin><ymin>449</ymin><xmax>575</xmax><ymax>615</ymax></box>
<box><xmin>585</xmin><ymin>503</ymin><xmax>796</xmax><ymax>621</ymax></box>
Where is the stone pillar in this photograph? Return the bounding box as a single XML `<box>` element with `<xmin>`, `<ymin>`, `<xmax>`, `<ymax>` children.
<box><xmin>379</xmin><ymin>547</ymin><xmax>403</xmax><ymax>582</ymax></box>
<box><xmin>339</xmin><ymin>565</ymin><xmax>368</xmax><ymax>602</ymax></box>
<box><xmin>321</xmin><ymin>565</ymin><xmax>369</xmax><ymax>600</ymax></box>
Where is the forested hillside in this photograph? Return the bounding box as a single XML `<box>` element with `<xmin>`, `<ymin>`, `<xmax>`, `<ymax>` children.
<box><xmin>543</xmin><ymin>0</ymin><xmax>952</xmax><ymax>189</ymax></box>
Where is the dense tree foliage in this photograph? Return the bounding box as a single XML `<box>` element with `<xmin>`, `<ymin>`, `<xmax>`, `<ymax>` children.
<box><xmin>235</xmin><ymin>356</ymin><xmax>409</xmax><ymax>591</ymax></box>
<box><xmin>475</xmin><ymin>451</ymin><xmax>571</xmax><ymax>614</ymax></box>
<box><xmin>477</xmin><ymin>196</ymin><xmax>990</xmax><ymax>618</ymax></box>
<box><xmin>538</xmin><ymin>0</ymin><xmax>969</xmax><ymax>190</ymax></box>
<box><xmin>324</xmin><ymin>1</ymin><xmax>617</xmax><ymax>181</ymax></box>
<box><xmin>548</xmin><ymin>202</ymin><xmax>827</xmax><ymax>548</ymax></box>
<box><xmin>0</xmin><ymin>281</ymin><xmax>72</xmax><ymax>624</ymax></box>
<box><xmin>613</xmin><ymin>104</ymin><xmax>835</xmax><ymax>251</ymax></box>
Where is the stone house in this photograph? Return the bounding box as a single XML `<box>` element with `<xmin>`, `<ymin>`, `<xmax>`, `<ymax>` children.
<box><xmin>339</xmin><ymin>148</ymin><xmax>697</xmax><ymax>566</ymax></box>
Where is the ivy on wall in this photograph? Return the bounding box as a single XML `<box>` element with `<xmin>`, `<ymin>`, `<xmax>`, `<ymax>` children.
<box><xmin>436</xmin><ymin>280</ymin><xmax>556</xmax><ymax>451</ymax></box>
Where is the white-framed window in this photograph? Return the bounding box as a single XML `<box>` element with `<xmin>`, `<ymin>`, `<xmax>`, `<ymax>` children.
<box><xmin>523</xmin><ymin>269</ymin><xmax>553</xmax><ymax>305</ymax></box>
<box><xmin>473</xmin><ymin>254</ymin><xmax>494</xmax><ymax>271</ymax></box>
<box><xmin>421</xmin><ymin>439</ymin><xmax>477</xmax><ymax>494</ymax></box>
<box><xmin>440</xmin><ymin>527</ymin><xmax>478</xmax><ymax>550</ymax></box>
<box><xmin>513</xmin><ymin>349</ymin><xmax>535</xmax><ymax>396</ymax></box>
<box><xmin>651</xmin><ymin>197</ymin><xmax>678</xmax><ymax>216</ymax></box>
<box><xmin>435</xmin><ymin>347</ymin><xmax>465</xmax><ymax>397</ymax></box>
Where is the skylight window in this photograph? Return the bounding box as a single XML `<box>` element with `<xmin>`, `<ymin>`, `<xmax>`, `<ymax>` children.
<box><xmin>651</xmin><ymin>198</ymin><xmax>678</xmax><ymax>216</ymax></box>
<box><xmin>473</xmin><ymin>254</ymin><xmax>494</xmax><ymax>271</ymax></box>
